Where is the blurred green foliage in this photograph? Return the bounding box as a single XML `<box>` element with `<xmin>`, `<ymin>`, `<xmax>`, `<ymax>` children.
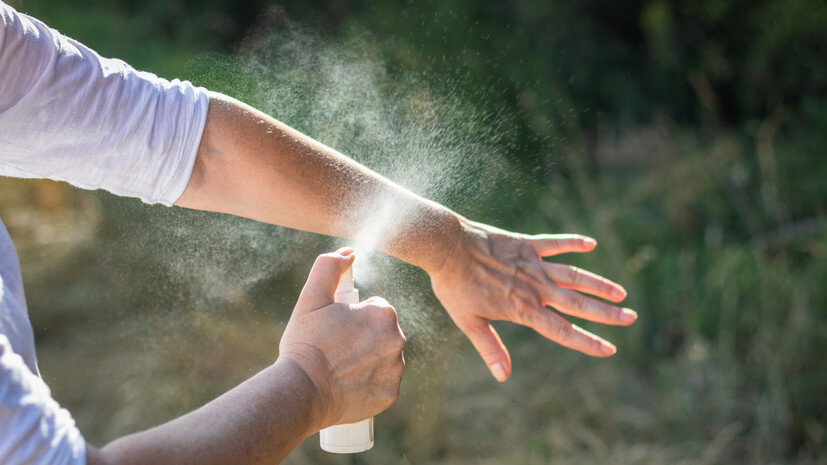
<box><xmin>3</xmin><ymin>0</ymin><xmax>826</xmax><ymax>463</ymax></box>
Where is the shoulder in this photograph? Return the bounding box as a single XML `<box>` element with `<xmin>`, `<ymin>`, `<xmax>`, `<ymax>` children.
<box><xmin>0</xmin><ymin>2</ymin><xmax>64</xmax><ymax>114</ymax></box>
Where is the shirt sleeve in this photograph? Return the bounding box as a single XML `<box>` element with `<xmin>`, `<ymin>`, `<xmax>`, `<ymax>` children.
<box><xmin>0</xmin><ymin>1</ymin><xmax>209</xmax><ymax>206</ymax></box>
<box><xmin>0</xmin><ymin>335</ymin><xmax>86</xmax><ymax>465</ymax></box>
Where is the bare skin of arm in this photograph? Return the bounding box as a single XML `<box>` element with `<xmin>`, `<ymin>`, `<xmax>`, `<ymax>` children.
<box><xmin>175</xmin><ymin>93</ymin><xmax>637</xmax><ymax>382</ymax></box>
<box><xmin>86</xmin><ymin>249</ymin><xmax>406</xmax><ymax>465</ymax></box>
<box><xmin>175</xmin><ymin>93</ymin><xmax>460</xmax><ymax>273</ymax></box>
<box><xmin>86</xmin><ymin>359</ymin><xmax>321</xmax><ymax>465</ymax></box>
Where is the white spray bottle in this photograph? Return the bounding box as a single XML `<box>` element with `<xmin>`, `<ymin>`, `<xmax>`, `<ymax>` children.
<box><xmin>319</xmin><ymin>264</ymin><xmax>374</xmax><ymax>454</ymax></box>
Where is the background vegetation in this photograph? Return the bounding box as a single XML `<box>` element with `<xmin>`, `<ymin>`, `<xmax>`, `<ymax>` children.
<box><xmin>2</xmin><ymin>0</ymin><xmax>825</xmax><ymax>463</ymax></box>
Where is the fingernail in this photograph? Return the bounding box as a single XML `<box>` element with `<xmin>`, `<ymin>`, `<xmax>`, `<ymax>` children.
<box><xmin>337</xmin><ymin>247</ymin><xmax>354</xmax><ymax>257</ymax></box>
<box><xmin>582</xmin><ymin>238</ymin><xmax>597</xmax><ymax>248</ymax></box>
<box><xmin>612</xmin><ymin>287</ymin><xmax>627</xmax><ymax>300</ymax></box>
<box><xmin>620</xmin><ymin>308</ymin><xmax>637</xmax><ymax>324</ymax></box>
<box><xmin>490</xmin><ymin>363</ymin><xmax>508</xmax><ymax>382</ymax></box>
<box><xmin>601</xmin><ymin>342</ymin><xmax>617</xmax><ymax>356</ymax></box>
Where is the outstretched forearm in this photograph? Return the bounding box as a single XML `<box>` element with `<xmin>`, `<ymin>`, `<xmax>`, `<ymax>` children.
<box><xmin>87</xmin><ymin>359</ymin><xmax>322</xmax><ymax>465</ymax></box>
<box><xmin>175</xmin><ymin>92</ymin><xmax>463</xmax><ymax>274</ymax></box>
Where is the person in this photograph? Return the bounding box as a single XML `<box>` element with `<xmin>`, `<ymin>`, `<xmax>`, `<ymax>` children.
<box><xmin>0</xmin><ymin>1</ymin><xmax>636</xmax><ymax>464</ymax></box>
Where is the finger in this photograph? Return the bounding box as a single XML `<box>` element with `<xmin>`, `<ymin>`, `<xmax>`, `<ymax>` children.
<box><xmin>458</xmin><ymin>318</ymin><xmax>512</xmax><ymax>382</ymax></box>
<box><xmin>295</xmin><ymin>247</ymin><xmax>355</xmax><ymax>311</ymax></box>
<box><xmin>542</xmin><ymin>263</ymin><xmax>627</xmax><ymax>302</ymax></box>
<box><xmin>523</xmin><ymin>309</ymin><xmax>617</xmax><ymax>357</ymax></box>
<box><xmin>541</xmin><ymin>285</ymin><xmax>637</xmax><ymax>326</ymax></box>
<box><xmin>528</xmin><ymin>234</ymin><xmax>597</xmax><ymax>257</ymax></box>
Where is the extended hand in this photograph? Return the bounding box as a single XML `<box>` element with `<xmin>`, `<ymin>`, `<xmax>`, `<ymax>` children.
<box><xmin>430</xmin><ymin>219</ymin><xmax>636</xmax><ymax>382</ymax></box>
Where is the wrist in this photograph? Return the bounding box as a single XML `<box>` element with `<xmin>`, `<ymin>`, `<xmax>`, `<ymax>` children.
<box><xmin>274</xmin><ymin>348</ymin><xmax>337</xmax><ymax>433</ymax></box>
<box><xmin>428</xmin><ymin>216</ymin><xmax>490</xmax><ymax>280</ymax></box>
<box><xmin>388</xmin><ymin>202</ymin><xmax>465</xmax><ymax>275</ymax></box>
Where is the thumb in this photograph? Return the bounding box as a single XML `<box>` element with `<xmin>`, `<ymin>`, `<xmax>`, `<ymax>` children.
<box><xmin>460</xmin><ymin>318</ymin><xmax>512</xmax><ymax>382</ymax></box>
<box><xmin>296</xmin><ymin>247</ymin><xmax>355</xmax><ymax>312</ymax></box>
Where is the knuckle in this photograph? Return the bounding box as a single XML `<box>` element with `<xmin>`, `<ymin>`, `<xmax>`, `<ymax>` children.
<box><xmin>566</xmin><ymin>266</ymin><xmax>582</xmax><ymax>286</ymax></box>
<box><xmin>368</xmin><ymin>298</ymin><xmax>396</xmax><ymax>315</ymax></box>
<box><xmin>383</xmin><ymin>386</ymin><xmax>400</xmax><ymax>405</ymax></box>
<box><xmin>570</xmin><ymin>293</ymin><xmax>587</xmax><ymax>313</ymax></box>
<box><xmin>380</xmin><ymin>306</ymin><xmax>399</xmax><ymax>325</ymax></box>
<box><xmin>378</xmin><ymin>327</ymin><xmax>406</xmax><ymax>353</ymax></box>
<box><xmin>602</xmin><ymin>283</ymin><xmax>617</xmax><ymax>297</ymax></box>
<box><xmin>481</xmin><ymin>348</ymin><xmax>504</xmax><ymax>362</ymax></box>
<box><xmin>592</xmin><ymin>301</ymin><xmax>615</xmax><ymax>322</ymax></box>
<box><xmin>369</xmin><ymin>305</ymin><xmax>398</xmax><ymax>325</ymax></box>
<box><xmin>383</xmin><ymin>336</ymin><xmax>404</xmax><ymax>355</ymax></box>
<box><xmin>385</xmin><ymin>303</ymin><xmax>398</xmax><ymax>316</ymax></box>
<box><xmin>611</xmin><ymin>306</ymin><xmax>625</xmax><ymax>323</ymax></box>
<box><xmin>388</xmin><ymin>391</ymin><xmax>400</xmax><ymax>406</ymax></box>
<box><xmin>519</xmin><ymin>243</ymin><xmax>537</xmax><ymax>260</ymax></box>
<box><xmin>512</xmin><ymin>295</ymin><xmax>538</xmax><ymax>323</ymax></box>
<box><xmin>393</xmin><ymin>359</ymin><xmax>406</xmax><ymax>377</ymax></box>
<box><xmin>556</xmin><ymin>321</ymin><xmax>574</xmax><ymax>342</ymax></box>
<box><xmin>395</xmin><ymin>332</ymin><xmax>407</xmax><ymax>350</ymax></box>
<box><xmin>368</xmin><ymin>296</ymin><xmax>391</xmax><ymax>308</ymax></box>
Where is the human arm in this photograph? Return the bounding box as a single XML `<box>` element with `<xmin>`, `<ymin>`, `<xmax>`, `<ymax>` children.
<box><xmin>175</xmin><ymin>94</ymin><xmax>637</xmax><ymax>382</ymax></box>
<box><xmin>85</xmin><ymin>248</ymin><xmax>406</xmax><ymax>465</ymax></box>
<box><xmin>0</xmin><ymin>0</ymin><xmax>633</xmax><ymax>385</ymax></box>
<box><xmin>85</xmin><ymin>358</ymin><xmax>322</xmax><ymax>465</ymax></box>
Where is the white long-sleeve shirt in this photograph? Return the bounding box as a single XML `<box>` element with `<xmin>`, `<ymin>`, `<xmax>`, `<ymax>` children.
<box><xmin>0</xmin><ymin>1</ymin><xmax>209</xmax><ymax>463</ymax></box>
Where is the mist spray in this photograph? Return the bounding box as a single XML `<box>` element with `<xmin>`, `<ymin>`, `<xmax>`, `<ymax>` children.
<box><xmin>319</xmin><ymin>265</ymin><xmax>375</xmax><ymax>453</ymax></box>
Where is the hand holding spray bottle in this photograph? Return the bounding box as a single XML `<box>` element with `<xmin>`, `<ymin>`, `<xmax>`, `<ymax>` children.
<box><xmin>319</xmin><ymin>264</ymin><xmax>374</xmax><ymax>453</ymax></box>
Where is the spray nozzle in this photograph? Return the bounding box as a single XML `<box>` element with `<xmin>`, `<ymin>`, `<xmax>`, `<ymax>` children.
<box><xmin>337</xmin><ymin>266</ymin><xmax>354</xmax><ymax>291</ymax></box>
<box><xmin>334</xmin><ymin>265</ymin><xmax>359</xmax><ymax>305</ymax></box>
